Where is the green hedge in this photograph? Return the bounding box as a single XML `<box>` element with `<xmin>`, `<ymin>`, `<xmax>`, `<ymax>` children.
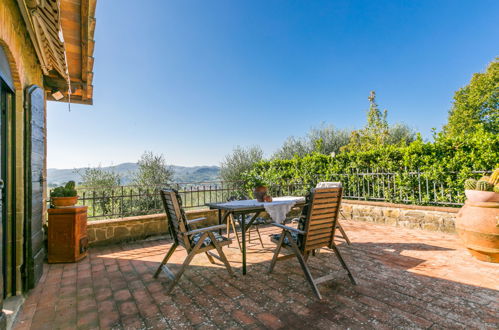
<box><xmin>247</xmin><ymin>130</ymin><xmax>499</xmax><ymax>206</ymax></box>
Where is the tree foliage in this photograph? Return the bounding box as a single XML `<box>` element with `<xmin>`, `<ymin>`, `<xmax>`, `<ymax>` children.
<box><xmin>220</xmin><ymin>146</ymin><xmax>263</xmax><ymax>182</ymax></box>
<box><xmin>78</xmin><ymin>166</ymin><xmax>122</xmax><ymax>216</ymax></box>
<box><xmin>307</xmin><ymin>125</ymin><xmax>352</xmax><ymax>155</ymax></box>
<box><xmin>273</xmin><ymin>124</ymin><xmax>351</xmax><ymax>160</ymax></box>
<box><xmin>444</xmin><ymin>58</ymin><xmax>499</xmax><ymax>137</ymax></box>
<box><xmin>79</xmin><ymin>166</ymin><xmax>122</xmax><ymax>188</ymax></box>
<box><xmin>387</xmin><ymin>123</ymin><xmax>416</xmax><ymax>146</ymax></box>
<box><xmin>342</xmin><ymin>91</ymin><xmax>415</xmax><ymax>152</ymax></box>
<box><xmin>246</xmin><ymin>129</ymin><xmax>498</xmax><ymax>205</ymax></box>
<box><xmin>132</xmin><ymin>151</ymin><xmax>173</xmax><ymax>186</ymax></box>
<box><xmin>272</xmin><ymin>92</ymin><xmax>415</xmax><ymax>160</ymax></box>
<box><xmin>272</xmin><ymin>136</ymin><xmax>310</xmax><ymax>160</ymax></box>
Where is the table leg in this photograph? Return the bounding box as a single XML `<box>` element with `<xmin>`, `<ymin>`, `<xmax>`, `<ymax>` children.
<box><xmin>218</xmin><ymin>209</ymin><xmax>222</xmax><ymax>235</ymax></box>
<box><xmin>241</xmin><ymin>211</ymin><xmax>247</xmax><ymax>275</ymax></box>
<box><xmin>241</xmin><ymin>211</ymin><xmax>262</xmax><ymax>275</ymax></box>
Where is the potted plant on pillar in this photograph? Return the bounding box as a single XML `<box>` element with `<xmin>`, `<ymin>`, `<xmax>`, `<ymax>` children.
<box><xmin>244</xmin><ymin>175</ymin><xmax>270</xmax><ymax>202</ymax></box>
<box><xmin>456</xmin><ymin>169</ymin><xmax>499</xmax><ymax>263</ymax></box>
<box><xmin>50</xmin><ymin>181</ymin><xmax>78</xmax><ymax>208</ymax></box>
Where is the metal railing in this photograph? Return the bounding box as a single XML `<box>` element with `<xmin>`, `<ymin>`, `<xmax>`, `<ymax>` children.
<box><xmin>325</xmin><ymin>170</ymin><xmax>489</xmax><ymax>206</ymax></box>
<box><xmin>47</xmin><ymin>170</ymin><xmax>489</xmax><ymax>220</ymax></box>
<box><xmin>48</xmin><ymin>182</ymin><xmax>247</xmax><ymax>220</ymax></box>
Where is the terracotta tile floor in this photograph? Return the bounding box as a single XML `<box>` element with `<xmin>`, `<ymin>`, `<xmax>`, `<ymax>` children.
<box><xmin>13</xmin><ymin>220</ymin><xmax>499</xmax><ymax>329</ymax></box>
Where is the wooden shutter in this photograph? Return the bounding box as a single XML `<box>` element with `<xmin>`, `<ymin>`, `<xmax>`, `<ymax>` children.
<box><xmin>24</xmin><ymin>85</ymin><xmax>45</xmax><ymax>290</ymax></box>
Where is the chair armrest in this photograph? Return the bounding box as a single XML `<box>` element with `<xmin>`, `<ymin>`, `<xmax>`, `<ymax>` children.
<box><xmin>184</xmin><ymin>224</ymin><xmax>226</xmax><ymax>236</ymax></box>
<box><xmin>271</xmin><ymin>223</ymin><xmax>306</xmax><ymax>235</ymax></box>
<box><xmin>290</xmin><ymin>215</ymin><xmax>305</xmax><ymax>222</ymax></box>
<box><xmin>187</xmin><ymin>217</ymin><xmax>207</xmax><ymax>225</ymax></box>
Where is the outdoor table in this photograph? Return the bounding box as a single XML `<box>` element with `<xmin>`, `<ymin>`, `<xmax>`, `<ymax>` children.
<box><xmin>206</xmin><ymin>196</ymin><xmax>306</xmax><ymax>275</ymax></box>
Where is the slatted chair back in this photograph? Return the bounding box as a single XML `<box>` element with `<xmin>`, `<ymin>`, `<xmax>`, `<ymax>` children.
<box><xmin>301</xmin><ymin>187</ymin><xmax>342</xmax><ymax>252</ymax></box>
<box><xmin>156</xmin><ymin>189</ymin><xmax>234</xmax><ymax>294</ymax></box>
<box><xmin>160</xmin><ymin>189</ymin><xmax>192</xmax><ymax>249</ymax></box>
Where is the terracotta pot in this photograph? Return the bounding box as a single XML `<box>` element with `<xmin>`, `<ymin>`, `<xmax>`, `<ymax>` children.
<box><xmin>465</xmin><ymin>190</ymin><xmax>499</xmax><ymax>202</ymax></box>
<box><xmin>455</xmin><ymin>200</ymin><xmax>499</xmax><ymax>263</ymax></box>
<box><xmin>51</xmin><ymin>196</ymin><xmax>78</xmax><ymax>208</ymax></box>
<box><xmin>253</xmin><ymin>186</ymin><xmax>267</xmax><ymax>202</ymax></box>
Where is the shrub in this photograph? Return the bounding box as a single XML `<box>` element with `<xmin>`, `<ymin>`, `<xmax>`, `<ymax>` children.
<box><xmin>246</xmin><ymin>130</ymin><xmax>499</xmax><ymax>205</ymax></box>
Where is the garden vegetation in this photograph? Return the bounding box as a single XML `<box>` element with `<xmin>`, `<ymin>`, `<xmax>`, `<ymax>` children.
<box><xmin>228</xmin><ymin>58</ymin><xmax>499</xmax><ymax>205</ymax></box>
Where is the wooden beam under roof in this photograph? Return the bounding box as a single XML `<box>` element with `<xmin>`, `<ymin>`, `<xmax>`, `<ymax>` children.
<box><xmin>49</xmin><ymin>0</ymin><xmax>96</xmax><ymax>104</ymax></box>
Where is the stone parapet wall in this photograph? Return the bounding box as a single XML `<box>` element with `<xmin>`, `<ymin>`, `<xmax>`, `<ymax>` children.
<box><xmin>87</xmin><ymin>209</ymin><xmax>219</xmax><ymax>246</ymax></box>
<box><xmin>87</xmin><ymin>200</ymin><xmax>460</xmax><ymax>246</ymax></box>
<box><xmin>341</xmin><ymin>200</ymin><xmax>459</xmax><ymax>233</ymax></box>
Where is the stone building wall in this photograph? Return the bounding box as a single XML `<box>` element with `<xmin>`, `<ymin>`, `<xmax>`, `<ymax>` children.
<box><xmin>0</xmin><ymin>0</ymin><xmax>45</xmax><ymax>297</ymax></box>
<box><xmin>341</xmin><ymin>200</ymin><xmax>458</xmax><ymax>233</ymax></box>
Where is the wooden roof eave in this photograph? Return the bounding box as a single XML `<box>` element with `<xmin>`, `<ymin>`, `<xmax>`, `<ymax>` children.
<box><xmin>78</xmin><ymin>0</ymin><xmax>96</xmax><ymax>103</ymax></box>
<box><xmin>17</xmin><ymin>0</ymin><xmax>97</xmax><ymax>105</ymax></box>
<box><xmin>47</xmin><ymin>0</ymin><xmax>96</xmax><ymax>105</ymax></box>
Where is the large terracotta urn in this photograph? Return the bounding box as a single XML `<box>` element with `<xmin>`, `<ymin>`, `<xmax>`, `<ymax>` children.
<box><xmin>455</xmin><ymin>200</ymin><xmax>499</xmax><ymax>263</ymax></box>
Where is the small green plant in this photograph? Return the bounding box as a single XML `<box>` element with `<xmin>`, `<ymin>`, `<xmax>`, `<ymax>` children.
<box><xmin>50</xmin><ymin>181</ymin><xmax>77</xmax><ymax>197</ymax></box>
<box><xmin>242</xmin><ymin>174</ymin><xmax>268</xmax><ymax>188</ymax></box>
<box><xmin>463</xmin><ymin>168</ymin><xmax>498</xmax><ymax>193</ymax></box>
<box><xmin>464</xmin><ymin>179</ymin><xmax>478</xmax><ymax>190</ymax></box>
<box><xmin>476</xmin><ymin>180</ymin><xmax>494</xmax><ymax>192</ymax></box>
<box><xmin>489</xmin><ymin>168</ymin><xmax>499</xmax><ymax>185</ymax></box>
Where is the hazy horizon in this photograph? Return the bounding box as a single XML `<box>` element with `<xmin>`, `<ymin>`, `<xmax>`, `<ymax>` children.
<box><xmin>46</xmin><ymin>161</ymin><xmax>221</xmax><ymax>170</ymax></box>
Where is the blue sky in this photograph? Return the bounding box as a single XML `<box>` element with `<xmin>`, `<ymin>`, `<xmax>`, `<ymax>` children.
<box><xmin>47</xmin><ymin>0</ymin><xmax>499</xmax><ymax>168</ymax></box>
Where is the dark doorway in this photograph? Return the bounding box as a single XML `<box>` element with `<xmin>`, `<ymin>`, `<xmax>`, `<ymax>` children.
<box><xmin>0</xmin><ymin>79</ymin><xmax>14</xmax><ymax>298</ymax></box>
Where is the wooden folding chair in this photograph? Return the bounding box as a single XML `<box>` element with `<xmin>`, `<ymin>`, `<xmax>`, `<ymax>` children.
<box><xmin>268</xmin><ymin>187</ymin><xmax>356</xmax><ymax>300</ymax></box>
<box><xmin>154</xmin><ymin>189</ymin><xmax>234</xmax><ymax>293</ymax></box>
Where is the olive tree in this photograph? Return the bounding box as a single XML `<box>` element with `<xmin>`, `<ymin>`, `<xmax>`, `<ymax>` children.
<box><xmin>128</xmin><ymin>151</ymin><xmax>174</xmax><ymax>216</ymax></box>
<box><xmin>79</xmin><ymin>166</ymin><xmax>122</xmax><ymax>188</ymax></box>
<box><xmin>220</xmin><ymin>146</ymin><xmax>263</xmax><ymax>182</ymax></box>
<box><xmin>78</xmin><ymin>166</ymin><xmax>122</xmax><ymax>217</ymax></box>
<box><xmin>132</xmin><ymin>151</ymin><xmax>173</xmax><ymax>186</ymax></box>
<box><xmin>272</xmin><ymin>136</ymin><xmax>310</xmax><ymax>159</ymax></box>
<box><xmin>273</xmin><ymin>125</ymin><xmax>351</xmax><ymax>159</ymax></box>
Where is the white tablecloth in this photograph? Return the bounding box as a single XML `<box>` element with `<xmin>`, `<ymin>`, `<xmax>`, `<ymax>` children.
<box><xmin>316</xmin><ymin>182</ymin><xmax>342</xmax><ymax>188</ymax></box>
<box><xmin>217</xmin><ymin>196</ymin><xmax>305</xmax><ymax>224</ymax></box>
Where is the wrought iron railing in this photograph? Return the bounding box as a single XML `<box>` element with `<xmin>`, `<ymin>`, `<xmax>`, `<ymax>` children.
<box><xmin>322</xmin><ymin>170</ymin><xmax>489</xmax><ymax>206</ymax></box>
<box><xmin>47</xmin><ymin>170</ymin><xmax>489</xmax><ymax>220</ymax></box>
<box><xmin>70</xmin><ymin>182</ymin><xmax>244</xmax><ymax>220</ymax></box>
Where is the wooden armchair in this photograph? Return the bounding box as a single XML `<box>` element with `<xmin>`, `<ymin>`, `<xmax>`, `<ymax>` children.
<box><xmin>154</xmin><ymin>189</ymin><xmax>234</xmax><ymax>293</ymax></box>
<box><xmin>268</xmin><ymin>187</ymin><xmax>356</xmax><ymax>299</ymax></box>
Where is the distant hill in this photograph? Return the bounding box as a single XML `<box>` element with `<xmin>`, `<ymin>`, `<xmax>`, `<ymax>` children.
<box><xmin>47</xmin><ymin>163</ymin><xmax>220</xmax><ymax>186</ymax></box>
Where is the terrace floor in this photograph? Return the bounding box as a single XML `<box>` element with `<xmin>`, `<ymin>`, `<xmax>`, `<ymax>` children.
<box><xmin>13</xmin><ymin>220</ymin><xmax>499</xmax><ymax>330</ymax></box>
